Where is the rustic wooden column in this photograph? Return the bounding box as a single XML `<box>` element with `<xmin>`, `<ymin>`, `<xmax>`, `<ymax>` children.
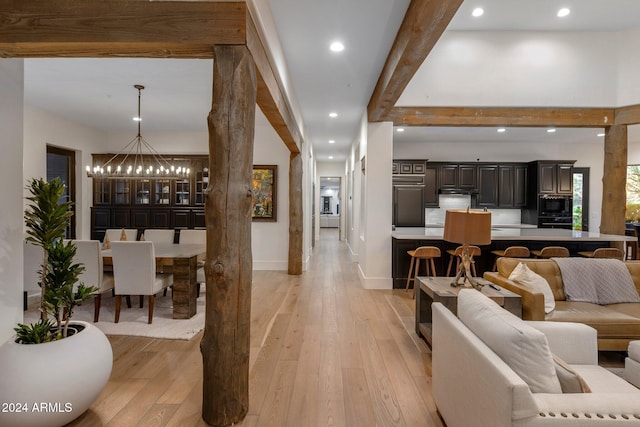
<box><xmin>600</xmin><ymin>124</ymin><xmax>628</xmax><ymax>249</ymax></box>
<box><xmin>288</xmin><ymin>151</ymin><xmax>303</xmax><ymax>275</ymax></box>
<box><xmin>201</xmin><ymin>45</ymin><xmax>256</xmax><ymax>427</ymax></box>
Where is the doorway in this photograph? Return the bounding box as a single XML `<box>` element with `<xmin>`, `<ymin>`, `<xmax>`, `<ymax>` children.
<box><xmin>46</xmin><ymin>145</ymin><xmax>76</xmax><ymax>238</ymax></box>
<box><xmin>319</xmin><ymin>176</ymin><xmax>341</xmax><ymax>239</ymax></box>
<box><xmin>572</xmin><ymin>167</ymin><xmax>589</xmax><ymax>231</ymax></box>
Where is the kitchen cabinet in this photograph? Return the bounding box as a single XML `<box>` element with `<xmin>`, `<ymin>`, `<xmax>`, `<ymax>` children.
<box><xmin>439</xmin><ymin>163</ymin><xmax>477</xmax><ymax>190</ymax></box>
<box><xmin>392</xmin><ymin>160</ymin><xmax>426</xmax><ymax>175</ymax></box>
<box><xmin>477</xmin><ymin>165</ymin><xmax>499</xmax><ymax>207</ymax></box>
<box><xmin>533</xmin><ymin>161</ymin><xmax>575</xmax><ymax>195</ymax></box>
<box><xmin>497</xmin><ymin>164</ymin><xmax>527</xmax><ymax>208</ymax></box>
<box><xmin>424</xmin><ymin>165</ymin><xmax>439</xmax><ymax>207</ymax></box>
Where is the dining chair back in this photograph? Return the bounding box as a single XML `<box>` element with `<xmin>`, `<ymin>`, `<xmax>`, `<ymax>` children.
<box><xmin>110</xmin><ymin>241</ymin><xmax>173</xmax><ymax>324</ymax></box>
<box><xmin>105</xmin><ymin>228</ymin><xmax>138</xmax><ymax>244</ymax></box>
<box><xmin>72</xmin><ymin>240</ymin><xmax>114</xmax><ymax>322</ymax></box>
<box><xmin>179</xmin><ymin>229</ymin><xmax>206</xmax><ymax>245</ymax></box>
<box><xmin>142</xmin><ymin>229</ymin><xmax>176</xmax><ymax>244</ymax></box>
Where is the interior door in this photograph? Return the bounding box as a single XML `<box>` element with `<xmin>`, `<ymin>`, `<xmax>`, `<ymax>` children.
<box><xmin>46</xmin><ymin>145</ymin><xmax>76</xmax><ymax>238</ymax></box>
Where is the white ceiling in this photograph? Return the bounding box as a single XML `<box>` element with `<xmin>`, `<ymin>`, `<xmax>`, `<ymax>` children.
<box><xmin>22</xmin><ymin>0</ymin><xmax>640</xmax><ymax>162</ymax></box>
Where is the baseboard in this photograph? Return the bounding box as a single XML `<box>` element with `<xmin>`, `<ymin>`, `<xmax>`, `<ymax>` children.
<box><xmin>356</xmin><ymin>264</ymin><xmax>392</xmax><ymax>289</ymax></box>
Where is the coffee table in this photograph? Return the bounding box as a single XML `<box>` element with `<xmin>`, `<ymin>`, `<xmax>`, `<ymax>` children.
<box><xmin>415</xmin><ymin>276</ymin><xmax>522</xmax><ymax>347</ymax></box>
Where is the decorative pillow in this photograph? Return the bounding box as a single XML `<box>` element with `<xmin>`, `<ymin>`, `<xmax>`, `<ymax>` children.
<box><xmin>509</xmin><ymin>262</ymin><xmax>556</xmax><ymax>313</ymax></box>
<box><xmin>120</xmin><ymin>229</ymin><xmax>128</xmax><ymax>241</ymax></box>
<box><xmin>552</xmin><ymin>353</ymin><xmax>591</xmax><ymax>393</ymax></box>
<box><xmin>458</xmin><ymin>289</ymin><xmax>562</xmax><ymax>394</ymax></box>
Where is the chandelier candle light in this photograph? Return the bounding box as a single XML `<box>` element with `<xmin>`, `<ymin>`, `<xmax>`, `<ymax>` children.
<box><xmin>443</xmin><ymin>208</ymin><xmax>492</xmax><ymax>289</ymax></box>
<box><xmin>86</xmin><ymin>85</ymin><xmax>188</xmax><ymax>180</ymax></box>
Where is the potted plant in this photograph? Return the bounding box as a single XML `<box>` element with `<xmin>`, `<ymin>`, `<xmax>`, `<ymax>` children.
<box><xmin>0</xmin><ymin>178</ymin><xmax>113</xmax><ymax>427</ymax></box>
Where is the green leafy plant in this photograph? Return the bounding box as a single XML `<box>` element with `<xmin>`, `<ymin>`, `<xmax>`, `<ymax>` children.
<box><xmin>16</xmin><ymin>178</ymin><xmax>97</xmax><ymax>343</ymax></box>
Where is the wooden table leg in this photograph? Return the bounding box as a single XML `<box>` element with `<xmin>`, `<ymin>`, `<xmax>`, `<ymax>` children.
<box><xmin>172</xmin><ymin>255</ymin><xmax>198</xmax><ymax>319</ymax></box>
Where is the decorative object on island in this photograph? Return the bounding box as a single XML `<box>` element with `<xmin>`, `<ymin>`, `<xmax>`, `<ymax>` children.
<box><xmin>86</xmin><ymin>85</ymin><xmax>189</xmax><ymax>180</ymax></box>
<box><xmin>252</xmin><ymin>165</ymin><xmax>277</xmax><ymax>221</ymax></box>
<box><xmin>0</xmin><ymin>178</ymin><xmax>113</xmax><ymax>427</ymax></box>
<box><xmin>443</xmin><ymin>208</ymin><xmax>492</xmax><ymax>289</ymax></box>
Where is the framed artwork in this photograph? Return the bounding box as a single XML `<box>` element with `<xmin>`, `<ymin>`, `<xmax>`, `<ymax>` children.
<box><xmin>252</xmin><ymin>165</ymin><xmax>277</xmax><ymax>222</ymax></box>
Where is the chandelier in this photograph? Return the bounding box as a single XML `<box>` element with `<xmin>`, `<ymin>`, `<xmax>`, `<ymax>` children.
<box><xmin>86</xmin><ymin>85</ymin><xmax>189</xmax><ymax>180</ymax></box>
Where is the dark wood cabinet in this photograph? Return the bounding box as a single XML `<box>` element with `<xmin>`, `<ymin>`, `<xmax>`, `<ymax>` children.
<box><xmin>90</xmin><ymin>154</ymin><xmax>208</xmax><ymax>240</ymax></box>
<box><xmin>477</xmin><ymin>165</ymin><xmax>499</xmax><ymax>207</ymax></box>
<box><xmin>393</xmin><ymin>160</ymin><xmax>426</xmax><ymax>175</ymax></box>
<box><xmin>439</xmin><ymin>163</ymin><xmax>477</xmax><ymax>190</ymax></box>
<box><xmin>533</xmin><ymin>161</ymin><xmax>575</xmax><ymax>195</ymax></box>
<box><xmin>496</xmin><ymin>164</ymin><xmax>528</xmax><ymax>208</ymax></box>
<box><xmin>424</xmin><ymin>165</ymin><xmax>439</xmax><ymax>207</ymax></box>
<box><xmin>513</xmin><ymin>164</ymin><xmax>528</xmax><ymax>207</ymax></box>
<box><xmin>393</xmin><ymin>185</ymin><xmax>425</xmax><ymax>227</ymax></box>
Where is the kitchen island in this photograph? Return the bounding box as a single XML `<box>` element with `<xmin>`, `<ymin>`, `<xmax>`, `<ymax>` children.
<box><xmin>392</xmin><ymin>227</ymin><xmax>636</xmax><ymax>289</ymax></box>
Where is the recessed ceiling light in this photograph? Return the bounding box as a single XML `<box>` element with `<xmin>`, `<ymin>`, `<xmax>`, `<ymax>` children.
<box><xmin>597</xmin><ymin>133</ymin><xmax>605</xmax><ymax>137</ymax></box>
<box><xmin>328</xmin><ymin>140</ymin><xmax>335</xmax><ymax>144</ymax></box>
<box><xmin>133</xmin><ymin>117</ymin><xmax>142</xmax><ymax>122</ymax></box>
<box><xmin>557</xmin><ymin>8</ymin><xmax>570</xmax><ymax>17</ymax></box>
<box><xmin>547</xmin><ymin>128</ymin><xmax>556</xmax><ymax>133</ymax></box>
<box><xmin>497</xmin><ymin>128</ymin><xmax>506</xmax><ymax>133</ymax></box>
<box><xmin>329</xmin><ymin>112</ymin><xmax>338</xmax><ymax>118</ymax></box>
<box><xmin>396</xmin><ymin>127</ymin><xmax>405</xmax><ymax>132</ymax></box>
<box><xmin>472</xmin><ymin>7</ymin><xmax>484</xmax><ymax>17</ymax></box>
<box><xmin>329</xmin><ymin>41</ymin><xmax>344</xmax><ymax>52</ymax></box>
<box><xmin>328</xmin><ymin>156</ymin><xmax>334</xmax><ymax>160</ymax></box>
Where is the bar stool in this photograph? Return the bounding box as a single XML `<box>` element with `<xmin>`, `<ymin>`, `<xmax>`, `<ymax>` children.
<box><xmin>405</xmin><ymin>246</ymin><xmax>441</xmax><ymax>299</ymax></box>
<box><xmin>491</xmin><ymin>246</ymin><xmax>530</xmax><ymax>271</ymax></box>
<box><xmin>446</xmin><ymin>245</ymin><xmax>481</xmax><ymax>277</ymax></box>
<box><xmin>531</xmin><ymin>246</ymin><xmax>570</xmax><ymax>258</ymax></box>
<box><xmin>577</xmin><ymin>247</ymin><xmax>625</xmax><ymax>260</ymax></box>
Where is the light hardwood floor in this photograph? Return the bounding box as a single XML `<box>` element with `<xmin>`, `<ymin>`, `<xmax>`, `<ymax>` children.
<box><xmin>68</xmin><ymin>228</ymin><xmax>443</xmax><ymax>427</ymax></box>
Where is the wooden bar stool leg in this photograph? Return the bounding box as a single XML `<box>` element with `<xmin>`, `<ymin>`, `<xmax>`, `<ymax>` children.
<box><xmin>471</xmin><ymin>258</ymin><xmax>477</xmax><ymax>277</ymax></box>
<box><xmin>405</xmin><ymin>255</ymin><xmax>416</xmax><ymax>292</ymax></box>
<box><xmin>430</xmin><ymin>258</ymin><xmax>437</xmax><ymax>277</ymax></box>
<box><xmin>411</xmin><ymin>259</ymin><xmax>421</xmax><ymax>299</ymax></box>
<box><xmin>446</xmin><ymin>256</ymin><xmax>454</xmax><ymax>277</ymax></box>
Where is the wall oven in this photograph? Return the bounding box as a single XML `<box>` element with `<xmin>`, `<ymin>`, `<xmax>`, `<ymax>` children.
<box><xmin>538</xmin><ymin>195</ymin><xmax>572</xmax><ymax>218</ymax></box>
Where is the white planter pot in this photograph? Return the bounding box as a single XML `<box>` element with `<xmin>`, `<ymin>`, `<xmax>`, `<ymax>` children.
<box><xmin>0</xmin><ymin>321</ymin><xmax>113</xmax><ymax>427</ymax></box>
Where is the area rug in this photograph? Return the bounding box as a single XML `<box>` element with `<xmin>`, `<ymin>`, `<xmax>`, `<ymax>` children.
<box><xmin>23</xmin><ymin>293</ymin><xmax>205</xmax><ymax>340</ymax></box>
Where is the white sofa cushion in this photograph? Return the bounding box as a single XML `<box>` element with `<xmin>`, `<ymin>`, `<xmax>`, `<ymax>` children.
<box><xmin>458</xmin><ymin>289</ymin><xmax>562</xmax><ymax>394</ymax></box>
<box><xmin>509</xmin><ymin>262</ymin><xmax>555</xmax><ymax>313</ymax></box>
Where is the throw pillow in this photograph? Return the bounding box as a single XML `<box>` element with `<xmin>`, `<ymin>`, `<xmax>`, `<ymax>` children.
<box><xmin>457</xmin><ymin>289</ymin><xmax>562</xmax><ymax>394</ymax></box>
<box><xmin>552</xmin><ymin>353</ymin><xmax>591</xmax><ymax>393</ymax></box>
<box><xmin>508</xmin><ymin>262</ymin><xmax>556</xmax><ymax>313</ymax></box>
<box><xmin>120</xmin><ymin>229</ymin><xmax>127</xmax><ymax>241</ymax></box>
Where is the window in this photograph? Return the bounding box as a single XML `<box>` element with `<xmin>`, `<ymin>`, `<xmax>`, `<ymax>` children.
<box><xmin>627</xmin><ymin>165</ymin><xmax>640</xmax><ymax>222</ymax></box>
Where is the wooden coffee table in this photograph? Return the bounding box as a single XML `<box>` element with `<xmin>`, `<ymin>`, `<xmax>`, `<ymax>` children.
<box><xmin>415</xmin><ymin>276</ymin><xmax>522</xmax><ymax>347</ymax></box>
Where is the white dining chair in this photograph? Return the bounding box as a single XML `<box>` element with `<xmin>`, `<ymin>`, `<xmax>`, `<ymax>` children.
<box><xmin>72</xmin><ymin>240</ymin><xmax>114</xmax><ymax>322</ymax></box>
<box><xmin>142</xmin><ymin>229</ymin><xmax>175</xmax><ymax>244</ymax></box>
<box><xmin>110</xmin><ymin>241</ymin><xmax>173</xmax><ymax>324</ymax></box>
<box><xmin>104</xmin><ymin>228</ymin><xmax>138</xmax><ymax>244</ymax></box>
<box><xmin>23</xmin><ymin>241</ymin><xmax>44</xmax><ymax>309</ymax></box>
<box><xmin>179</xmin><ymin>229</ymin><xmax>206</xmax><ymax>297</ymax></box>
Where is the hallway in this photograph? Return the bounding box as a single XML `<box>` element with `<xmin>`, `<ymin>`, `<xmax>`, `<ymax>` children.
<box><xmin>69</xmin><ymin>231</ymin><xmax>441</xmax><ymax>426</ymax></box>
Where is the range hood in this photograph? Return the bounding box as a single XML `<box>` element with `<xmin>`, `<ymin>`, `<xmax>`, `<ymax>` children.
<box><xmin>438</xmin><ymin>188</ymin><xmax>479</xmax><ymax>195</ymax></box>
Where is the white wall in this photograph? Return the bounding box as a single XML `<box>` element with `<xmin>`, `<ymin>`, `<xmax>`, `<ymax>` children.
<box><xmin>0</xmin><ymin>60</ymin><xmax>25</xmax><ymax>344</ymax></box>
<box><xmin>24</xmin><ymin>106</ymin><xmax>107</xmax><ymax>239</ymax></box>
<box><xmin>617</xmin><ymin>29</ymin><xmax>640</xmax><ymax>106</ymax></box>
<box><xmin>398</xmin><ymin>31</ymin><xmax>620</xmax><ymax>107</ymax></box>
<box><xmin>358</xmin><ymin>121</ymin><xmax>393</xmax><ymax>289</ymax></box>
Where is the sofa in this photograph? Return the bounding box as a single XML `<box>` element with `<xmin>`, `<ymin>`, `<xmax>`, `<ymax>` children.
<box><xmin>433</xmin><ymin>290</ymin><xmax>640</xmax><ymax>427</ymax></box>
<box><xmin>484</xmin><ymin>257</ymin><xmax>640</xmax><ymax>351</ymax></box>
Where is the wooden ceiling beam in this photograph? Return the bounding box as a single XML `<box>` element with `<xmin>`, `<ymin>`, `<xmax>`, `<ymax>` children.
<box><xmin>367</xmin><ymin>0</ymin><xmax>463</xmax><ymax>122</ymax></box>
<box><xmin>385</xmin><ymin>106</ymin><xmax>615</xmax><ymax>127</ymax></box>
<box><xmin>246</xmin><ymin>13</ymin><xmax>302</xmax><ymax>154</ymax></box>
<box><xmin>615</xmin><ymin>104</ymin><xmax>640</xmax><ymax>126</ymax></box>
<box><xmin>0</xmin><ymin>0</ymin><xmax>245</xmax><ymax>58</ymax></box>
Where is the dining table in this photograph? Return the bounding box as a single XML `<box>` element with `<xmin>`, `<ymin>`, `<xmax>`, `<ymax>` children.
<box><xmin>102</xmin><ymin>243</ymin><xmax>206</xmax><ymax>319</ymax></box>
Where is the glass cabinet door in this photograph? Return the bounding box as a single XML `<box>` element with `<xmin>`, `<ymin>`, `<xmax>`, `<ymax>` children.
<box><xmin>113</xmin><ymin>179</ymin><xmax>130</xmax><ymax>205</ymax></box>
<box><xmin>93</xmin><ymin>179</ymin><xmax>111</xmax><ymax>205</ymax></box>
<box><xmin>155</xmin><ymin>179</ymin><xmax>171</xmax><ymax>205</ymax></box>
<box><xmin>175</xmin><ymin>179</ymin><xmax>190</xmax><ymax>205</ymax></box>
<box><xmin>195</xmin><ymin>167</ymin><xmax>209</xmax><ymax>205</ymax></box>
<box><xmin>135</xmin><ymin>179</ymin><xmax>151</xmax><ymax>204</ymax></box>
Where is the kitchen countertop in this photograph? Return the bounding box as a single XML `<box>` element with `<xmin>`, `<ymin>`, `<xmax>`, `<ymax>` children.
<box><xmin>392</xmin><ymin>227</ymin><xmax>636</xmax><ymax>242</ymax></box>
